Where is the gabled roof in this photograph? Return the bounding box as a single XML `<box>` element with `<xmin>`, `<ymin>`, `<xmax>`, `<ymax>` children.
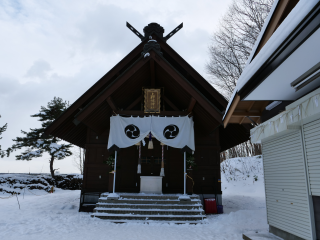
<box><xmin>223</xmin><ymin>0</ymin><xmax>320</xmax><ymax>127</ymax></box>
<box><xmin>44</xmin><ymin>23</ymin><xmax>251</xmax><ymax>151</ymax></box>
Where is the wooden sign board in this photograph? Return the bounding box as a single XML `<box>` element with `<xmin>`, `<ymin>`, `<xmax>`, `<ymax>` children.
<box><xmin>144</xmin><ymin>89</ymin><xmax>161</xmax><ymax>113</ymax></box>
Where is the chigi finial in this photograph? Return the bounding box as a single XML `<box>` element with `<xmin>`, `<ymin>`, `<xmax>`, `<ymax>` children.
<box><xmin>126</xmin><ymin>22</ymin><xmax>183</xmax><ymax>42</ymax></box>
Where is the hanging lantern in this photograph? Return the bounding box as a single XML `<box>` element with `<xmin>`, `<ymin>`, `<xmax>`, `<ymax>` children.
<box><xmin>148</xmin><ymin>132</ymin><xmax>153</xmax><ymax>149</ymax></box>
<box><xmin>160</xmin><ymin>143</ymin><xmax>165</xmax><ymax>176</ymax></box>
<box><xmin>137</xmin><ymin>142</ymin><xmax>141</xmax><ymax>174</ymax></box>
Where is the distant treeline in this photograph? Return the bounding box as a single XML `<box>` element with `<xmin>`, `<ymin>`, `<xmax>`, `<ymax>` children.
<box><xmin>220</xmin><ymin>141</ymin><xmax>262</xmax><ymax>162</ymax></box>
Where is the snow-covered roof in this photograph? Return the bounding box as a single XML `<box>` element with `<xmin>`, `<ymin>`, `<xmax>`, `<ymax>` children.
<box><xmin>243</xmin><ymin>0</ymin><xmax>280</xmax><ymax>69</ymax></box>
<box><xmin>223</xmin><ymin>0</ymin><xmax>319</xmax><ymax>120</ymax></box>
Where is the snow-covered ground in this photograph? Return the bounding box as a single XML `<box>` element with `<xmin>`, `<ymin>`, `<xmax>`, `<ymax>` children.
<box><xmin>0</xmin><ymin>156</ymin><xmax>269</xmax><ymax>240</ymax></box>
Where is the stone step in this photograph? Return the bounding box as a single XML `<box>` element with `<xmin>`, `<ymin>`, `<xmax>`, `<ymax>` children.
<box><xmin>96</xmin><ymin>203</ymin><xmax>202</xmax><ymax>210</ymax></box>
<box><xmin>88</xmin><ymin>219</ymin><xmax>206</xmax><ymax>224</ymax></box>
<box><xmin>91</xmin><ymin>213</ymin><xmax>206</xmax><ymax>221</ymax></box>
<box><xmin>98</xmin><ymin>198</ymin><xmax>201</xmax><ymax>205</ymax></box>
<box><xmin>93</xmin><ymin>208</ymin><xmax>204</xmax><ymax>215</ymax></box>
<box><xmin>100</xmin><ymin>193</ymin><xmax>200</xmax><ymax>200</ymax></box>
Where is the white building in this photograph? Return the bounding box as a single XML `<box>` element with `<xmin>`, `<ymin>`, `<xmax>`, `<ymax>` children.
<box><xmin>223</xmin><ymin>0</ymin><xmax>320</xmax><ymax>239</ymax></box>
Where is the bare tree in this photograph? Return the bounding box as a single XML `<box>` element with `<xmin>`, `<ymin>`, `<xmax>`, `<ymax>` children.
<box><xmin>73</xmin><ymin>147</ymin><xmax>85</xmax><ymax>174</ymax></box>
<box><xmin>220</xmin><ymin>140</ymin><xmax>262</xmax><ymax>162</ymax></box>
<box><xmin>206</xmin><ymin>0</ymin><xmax>274</xmax><ymax>99</ymax></box>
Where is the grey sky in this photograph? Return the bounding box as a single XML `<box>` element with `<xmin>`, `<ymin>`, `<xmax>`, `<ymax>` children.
<box><xmin>0</xmin><ymin>0</ymin><xmax>232</xmax><ymax>174</ymax></box>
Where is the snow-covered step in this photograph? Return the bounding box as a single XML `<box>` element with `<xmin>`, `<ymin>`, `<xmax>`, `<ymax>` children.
<box><xmin>100</xmin><ymin>193</ymin><xmax>200</xmax><ymax>200</ymax></box>
<box><xmin>96</xmin><ymin>203</ymin><xmax>202</xmax><ymax>210</ymax></box>
<box><xmin>91</xmin><ymin>213</ymin><xmax>206</xmax><ymax>221</ymax></box>
<box><xmin>92</xmin><ymin>193</ymin><xmax>205</xmax><ymax>222</ymax></box>
<box><xmin>89</xmin><ymin>219</ymin><xmax>207</xmax><ymax>224</ymax></box>
<box><xmin>93</xmin><ymin>208</ymin><xmax>204</xmax><ymax>215</ymax></box>
<box><xmin>98</xmin><ymin>199</ymin><xmax>201</xmax><ymax>205</ymax></box>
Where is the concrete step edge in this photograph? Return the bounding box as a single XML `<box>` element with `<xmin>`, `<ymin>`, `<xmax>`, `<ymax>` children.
<box><xmin>94</xmin><ymin>208</ymin><xmax>204</xmax><ymax>212</ymax></box>
<box><xmin>91</xmin><ymin>213</ymin><xmax>206</xmax><ymax>218</ymax></box>
<box><xmin>100</xmin><ymin>194</ymin><xmax>200</xmax><ymax>199</ymax></box>
<box><xmin>96</xmin><ymin>203</ymin><xmax>202</xmax><ymax>207</ymax></box>
<box><xmin>98</xmin><ymin>198</ymin><xmax>201</xmax><ymax>203</ymax></box>
<box><xmin>97</xmin><ymin>202</ymin><xmax>201</xmax><ymax>206</ymax></box>
<box><xmin>88</xmin><ymin>219</ymin><xmax>207</xmax><ymax>224</ymax></box>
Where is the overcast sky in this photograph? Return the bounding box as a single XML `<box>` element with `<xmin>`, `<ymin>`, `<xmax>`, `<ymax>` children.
<box><xmin>0</xmin><ymin>0</ymin><xmax>233</xmax><ymax>174</ymax></box>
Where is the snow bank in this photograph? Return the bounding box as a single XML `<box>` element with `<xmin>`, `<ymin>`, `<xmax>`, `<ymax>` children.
<box><xmin>221</xmin><ymin>156</ymin><xmax>265</xmax><ymax>198</ymax></box>
<box><xmin>0</xmin><ymin>174</ymin><xmax>83</xmax><ymax>196</ymax></box>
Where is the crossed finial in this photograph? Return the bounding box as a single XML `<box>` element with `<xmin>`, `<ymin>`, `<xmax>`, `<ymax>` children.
<box><xmin>126</xmin><ymin>22</ymin><xmax>183</xmax><ymax>42</ymax></box>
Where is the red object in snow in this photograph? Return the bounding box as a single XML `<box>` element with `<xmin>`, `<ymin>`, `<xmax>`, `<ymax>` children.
<box><xmin>204</xmin><ymin>198</ymin><xmax>217</xmax><ymax>214</ymax></box>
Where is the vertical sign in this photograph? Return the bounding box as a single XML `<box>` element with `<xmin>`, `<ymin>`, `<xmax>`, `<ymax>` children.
<box><xmin>144</xmin><ymin>89</ymin><xmax>161</xmax><ymax>113</ymax></box>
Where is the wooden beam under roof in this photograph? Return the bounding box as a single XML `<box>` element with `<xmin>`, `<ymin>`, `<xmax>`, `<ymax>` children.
<box><xmin>163</xmin><ymin>96</ymin><xmax>179</xmax><ymax>111</ymax></box>
<box><xmin>187</xmin><ymin>97</ymin><xmax>197</xmax><ymax>113</ymax></box>
<box><xmin>106</xmin><ymin>96</ymin><xmax>118</xmax><ymax>112</ymax></box>
<box><xmin>239</xmin><ymin>101</ymin><xmax>255</xmax><ymax>124</ymax></box>
<box><xmin>228</xmin><ymin>116</ymin><xmax>261</xmax><ymax>124</ymax></box>
<box><xmin>260</xmin><ymin>101</ymin><xmax>270</xmax><ymax>112</ymax></box>
<box><xmin>224</xmin><ymin>97</ymin><xmax>270</xmax><ymax>127</ymax></box>
<box><xmin>150</xmin><ymin>59</ymin><xmax>155</xmax><ymax>87</ymax></box>
<box><xmin>232</xmin><ymin>111</ymin><xmax>262</xmax><ymax>117</ymax></box>
<box><xmin>126</xmin><ymin>95</ymin><xmax>143</xmax><ymax>110</ymax></box>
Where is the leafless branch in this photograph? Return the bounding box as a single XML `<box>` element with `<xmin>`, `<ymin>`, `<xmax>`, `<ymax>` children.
<box><xmin>206</xmin><ymin>0</ymin><xmax>274</xmax><ymax>99</ymax></box>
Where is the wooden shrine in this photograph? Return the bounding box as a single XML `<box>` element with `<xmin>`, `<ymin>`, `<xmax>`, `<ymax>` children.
<box><xmin>44</xmin><ymin>22</ymin><xmax>251</xmax><ymax>212</ymax></box>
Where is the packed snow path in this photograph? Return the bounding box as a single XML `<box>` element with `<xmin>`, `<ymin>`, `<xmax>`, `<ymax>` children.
<box><xmin>0</xmin><ymin>157</ymin><xmax>269</xmax><ymax>240</ymax></box>
<box><xmin>0</xmin><ymin>191</ymin><xmax>267</xmax><ymax>240</ymax></box>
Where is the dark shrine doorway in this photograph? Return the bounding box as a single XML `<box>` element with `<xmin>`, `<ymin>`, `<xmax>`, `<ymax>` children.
<box><xmin>140</xmin><ymin>139</ymin><xmax>164</xmax><ymax>176</ymax></box>
<box><xmin>116</xmin><ymin>138</ymin><xmax>171</xmax><ymax>193</ymax></box>
<box><xmin>140</xmin><ymin>138</ymin><xmax>170</xmax><ymax>193</ymax></box>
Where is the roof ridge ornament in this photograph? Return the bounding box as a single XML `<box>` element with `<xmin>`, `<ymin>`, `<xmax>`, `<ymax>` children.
<box><xmin>126</xmin><ymin>22</ymin><xmax>183</xmax><ymax>42</ymax></box>
<box><xmin>141</xmin><ymin>36</ymin><xmax>162</xmax><ymax>56</ymax></box>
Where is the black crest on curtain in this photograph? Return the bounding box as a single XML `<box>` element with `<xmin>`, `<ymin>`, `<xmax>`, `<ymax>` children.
<box><xmin>163</xmin><ymin>125</ymin><xmax>179</xmax><ymax>139</ymax></box>
<box><xmin>124</xmin><ymin>124</ymin><xmax>140</xmax><ymax>139</ymax></box>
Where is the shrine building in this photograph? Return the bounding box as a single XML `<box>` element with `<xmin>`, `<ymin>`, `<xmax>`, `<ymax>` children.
<box><xmin>44</xmin><ymin>22</ymin><xmax>250</xmax><ymax>216</ymax></box>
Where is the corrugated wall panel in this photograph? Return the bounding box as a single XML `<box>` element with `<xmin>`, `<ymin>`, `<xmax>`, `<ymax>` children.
<box><xmin>303</xmin><ymin>119</ymin><xmax>320</xmax><ymax>197</ymax></box>
<box><xmin>266</xmin><ymin>191</ymin><xmax>309</xmax><ymax>201</ymax></box>
<box><xmin>262</xmin><ymin>131</ymin><xmax>313</xmax><ymax>240</ymax></box>
<box><xmin>264</xmin><ymin>163</ymin><xmax>307</xmax><ymax>171</ymax></box>
<box><xmin>266</xmin><ymin>203</ymin><xmax>310</xmax><ymax>215</ymax></box>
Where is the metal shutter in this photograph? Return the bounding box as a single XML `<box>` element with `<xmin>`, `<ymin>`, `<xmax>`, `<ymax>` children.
<box><xmin>303</xmin><ymin>118</ymin><xmax>320</xmax><ymax>196</ymax></box>
<box><xmin>262</xmin><ymin>131</ymin><xmax>313</xmax><ymax>240</ymax></box>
